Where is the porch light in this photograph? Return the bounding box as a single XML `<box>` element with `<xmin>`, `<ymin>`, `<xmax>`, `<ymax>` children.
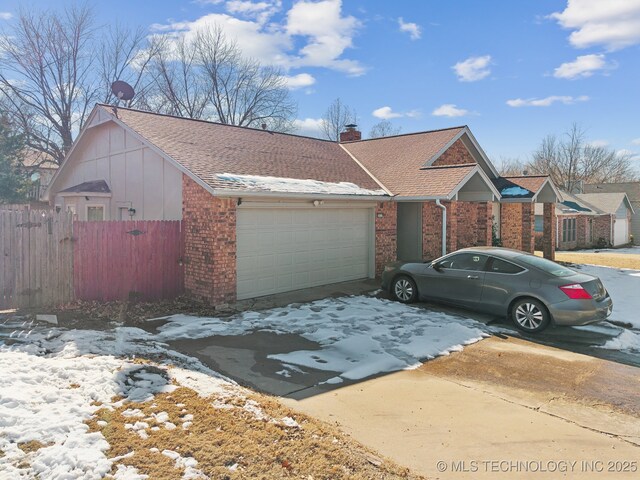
<box><xmin>128</xmin><ymin>207</ymin><xmax>136</xmax><ymax>217</ymax></box>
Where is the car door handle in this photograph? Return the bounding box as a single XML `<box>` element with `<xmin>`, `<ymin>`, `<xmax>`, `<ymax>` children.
<box><xmin>467</xmin><ymin>275</ymin><xmax>479</xmax><ymax>279</ymax></box>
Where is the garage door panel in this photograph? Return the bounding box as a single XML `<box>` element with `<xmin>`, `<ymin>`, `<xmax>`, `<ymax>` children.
<box><xmin>237</xmin><ymin>207</ymin><xmax>372</xmax><ymax>299</ymax></box>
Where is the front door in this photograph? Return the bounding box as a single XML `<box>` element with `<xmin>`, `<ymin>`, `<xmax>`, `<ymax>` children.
<box><xmin>397</xmin><ymin>203</ymin><xmax>423</xmax><ymax>260</ymax></box>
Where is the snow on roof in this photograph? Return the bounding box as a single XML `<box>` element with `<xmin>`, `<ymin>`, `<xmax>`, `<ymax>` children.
<box><xmin>216</xmin><ymin>173</ymin><xmax>388</xmax><ymax>196</ymax></box>
<box><xmin>500</xmin><ymin>186</ymin><xmax>531</xmax><ymax>197</ymax></box>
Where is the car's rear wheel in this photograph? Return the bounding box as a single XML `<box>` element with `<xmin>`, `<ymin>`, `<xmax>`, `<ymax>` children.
<box><xmin>511</xmin><ymin>298</ymin><xmax>550</xmax><ymax>333</ymax></box>
<box><xmin>392</xmin><ymin>275</ymin><xmax>418</xmax><ymax>303</ymax></box>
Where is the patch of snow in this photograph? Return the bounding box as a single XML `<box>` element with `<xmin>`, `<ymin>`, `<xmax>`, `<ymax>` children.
<box><xmin>578</xmin><ymin>246</ymin><xmax>640</xmax><ymax>255</ymax></box>
<box><xmin>281</xmin><ymin>416</ymin><xmax>300</xmax><ymax>428</ymax></box>
<box><xmin>158</xmin><ymin>296</ymin><xmax>488</xmax><ymax>382</ymax></box>
<box><xmin>601</xmin><ymin>329</ymin><xmax>640</xmax><ymax>352</ymax></box>
<box><xmin>500</xmin><ymin>186</ymin><xmax>531</xmax><ymax>197</ymax></box>
<box><xmin>216</xmin><ymin>173</ymin><xmax>387</xmax><ymax>196</ymax></box>
<box><xmin>113</xmin><ymin>464</ymin><xmax>149</xmax><ymax>480</ymax></box>
<box><xmin>578</xmin><ymin>265</ymin><xmax>640</xmax><ymax>329</ymax></box>
<box><xmin>162</xmin><ymin>449</ymin><xmax>206</xmax><ymax>479</ymax></box>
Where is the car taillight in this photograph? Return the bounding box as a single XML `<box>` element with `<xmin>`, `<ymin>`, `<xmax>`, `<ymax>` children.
<box><xmin>559</xmin><ymin>283</ymin><xmax>593</xmax><ymax>300</ymax></box>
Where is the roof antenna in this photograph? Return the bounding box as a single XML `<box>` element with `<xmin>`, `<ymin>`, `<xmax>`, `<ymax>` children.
<box><xmin>110</xmin><ymin>80</ymin><xmax>135</xmax><ymax>117</ymax></box>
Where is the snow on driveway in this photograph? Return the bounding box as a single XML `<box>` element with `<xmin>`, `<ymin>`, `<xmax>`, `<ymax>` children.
<box><xmin>579</xmin><ymin>246</ymin><xmax>640</xmax><ymax>255</ymax></box>
<box><xmin>578</xmin><ymin>264</ymin><xmax>640</xmax><ymax>351</ymax></box>
<box><xmin>157</xmin><ymin>296</ymin><xmax>489</xmax><ymax>384</ymax></box>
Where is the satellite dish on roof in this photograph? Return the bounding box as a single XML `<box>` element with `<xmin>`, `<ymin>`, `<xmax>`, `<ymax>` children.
<box><xmin>111</xmin><ymin>80</ymin><xmax>135</xmax><ymax>101</ymax></box>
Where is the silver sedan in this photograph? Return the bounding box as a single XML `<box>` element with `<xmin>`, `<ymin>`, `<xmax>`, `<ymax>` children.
<box><xmin>381</xmin><ymin>247</ymin><xmax>613</xmax><ymax>333</ymax></box>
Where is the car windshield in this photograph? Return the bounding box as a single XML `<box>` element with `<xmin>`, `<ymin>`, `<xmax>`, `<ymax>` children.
<box><xmin>515</xmin><ymin>255</ymin><xmax>575</xmax><ymax>277</ymax></box>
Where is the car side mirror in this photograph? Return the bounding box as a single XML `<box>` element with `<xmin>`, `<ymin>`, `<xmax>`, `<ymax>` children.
<box><xmin>431</xmin><ymin>262</ymin><xmax>442</xmax><ymax>272</ymax></box>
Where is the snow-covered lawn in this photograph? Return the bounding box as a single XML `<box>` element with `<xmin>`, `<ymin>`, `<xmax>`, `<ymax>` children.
<box><xmin>0</xmin><ymin>296</ymin><xmax>487</xmax><ymax>478</ymax></box>
<box><xmin>157</xmin><ymin>296</ymin><xmax>489</xmax><ymax>384</ymax></box>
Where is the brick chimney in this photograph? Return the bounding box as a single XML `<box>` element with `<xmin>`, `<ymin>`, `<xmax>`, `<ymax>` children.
<box><xmin>339</xmin><ymin>124</ymin><xmax>361</xmax><ymax>142</ymax></box>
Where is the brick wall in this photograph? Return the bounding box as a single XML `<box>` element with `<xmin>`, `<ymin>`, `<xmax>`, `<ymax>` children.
<box><xmin>375</xmin><ymin>202</ymin><xmax>397</xmax><ymax>277</ymax></box>
<box><xmin>542</xmin><ymin>203</ymin><xmax>556</xmax><ymax>260</ymax></box>
<box><xmin>456</xmin><ymin>202</ymin><xmax>478</xmax><ymax>248</ymax></box>
<box><xmin>593</xmin><ymin>214</ymin><xmax>613</xmax><ymax>246</ymax></box>
<box><xmin>500</xmin><ymin>203</ymin><xmax>534</xmax><ymax>253</ymax></box>
<box><xmin>422</xmin><ymin>201</ymin><xmax>459</xmax><ymax>260</ymax></box>
<box><xmin>431</xmin><ymin>138</ymin><xmax>476</xmax><ymax>167</ymax></box>
<box><xmin>182</xmin><ymin>175</ymin><xmax>237</xmax><ymax>305</ymax></box>
<box><xmin>476</xmin><ymin>202</ymin><xmax>492</xmax><ymax>246</ymax></box>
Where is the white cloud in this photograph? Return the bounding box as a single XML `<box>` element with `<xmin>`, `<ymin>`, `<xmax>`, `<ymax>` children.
<box><xmin>286</xmin><ymin>0</ymin><xmax>364</xmax><ymax>75</ymax></box>
<box><xmin>280</xmin><ymin>73</ymin><xmax>315</xmax><ymax>89</ymax></box>
<box><xmin>0</xmin><ymin>12</ymin><xmax>12</xmax><ymax>20</ymax></box>
<box><xmin>293</xmin><ymin>117</ymin><xmax>324</xmax><ymax>137</ymax></box>
<box><xmin>452</xmin><ymin>55</ymin><xmax>492</xmax><ymax>82</ymax></box>
<box><xmin>432</xmin><ymin>104</ymin><xmax>469</xmax><ymax>117</ymax></box>
<box><xmin>398</xmin><ymin>17</ymin><xmax>421</xmax><ymax>40</ymax></box>
<box><xmin>151</xmin><ymin>0</ymin><xmax>364</xmax><ymax>76</ymax></box>
<box><xmin>550</xmin><ymin>0</ymin><xmax>640</xmax><ymax>51</ymax></box>
<box><xmin>225</xmin><ymin>0</ymin><xmax>282</xmax><ymax>24</ymax></box>
<box><xmin>553</xmin><ymin>53</ymin><xmax>614</xmax><ymax>79</ymax></box>
<box><xmin>372</xmin><ymin>106</ymin><xmax>420</xmax><ymax>119</ymax></box>
<box><xmin>587</xmin><ymin>139</ymin><xmax>609</xmax><ymax>148</ymax></box>
<box><xmin>506</xmin><ymin>95</ymin><xmax>589</xmax><ymax>107</ymax></box>
<box><xmin>632</xmin><ymin>138</ymin><xmax>640</xmax><ymax>145</ymax></box>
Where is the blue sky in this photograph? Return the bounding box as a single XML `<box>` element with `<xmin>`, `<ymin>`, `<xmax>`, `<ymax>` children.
<box><xmin>2</xmin><ymin>0</ymin><xmax>640</xmax><ymax>167</ymax></box>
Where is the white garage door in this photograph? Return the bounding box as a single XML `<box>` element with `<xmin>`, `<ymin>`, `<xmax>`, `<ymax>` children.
<box><xmin>613</xmin><ymin>219</ymin><xmax>629</xmax><ymax>246</ymax></box>
<box><xmin>237</xmin><ymin>207</ymin><xmax>372</xmax><ymax>300</ymax></box>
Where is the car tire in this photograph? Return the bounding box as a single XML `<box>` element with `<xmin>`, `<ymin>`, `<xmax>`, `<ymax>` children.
<box><xmin>510</xmin><ymin>298</ymin><xmax>550</xmax><ymax>333</ymax></box>
<box><xmin>391</xmin><ymin>275</ymin><xmax>418</xmax><ymax>304</ymax></box>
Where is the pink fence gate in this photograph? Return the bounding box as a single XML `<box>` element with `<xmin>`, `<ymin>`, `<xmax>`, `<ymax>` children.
<box><xmin>74</xmin><ymin>221</ymin><xmax>184</xmax><ymax>301</ymax></box>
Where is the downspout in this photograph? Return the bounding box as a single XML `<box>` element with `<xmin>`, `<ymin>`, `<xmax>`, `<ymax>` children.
<box><xmin>435</xmin><ymin>199</ymin><xmax>447</xmax><ymax>257</ymax></box>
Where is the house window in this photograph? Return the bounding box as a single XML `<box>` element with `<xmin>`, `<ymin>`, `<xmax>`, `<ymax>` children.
<box><xmin>562</xmin><ymin>218</ymin><xmax>576</xmax><ymax>242</ymax></box>
<box><xmin>87</xmin><ymin>205</ymin><xmax>105</xmax><ymax>221</ymax></box>
<box><xmin>534</xmin><ymin>216</ymin><xmax>544</xmax><ymax>232</ymax></box>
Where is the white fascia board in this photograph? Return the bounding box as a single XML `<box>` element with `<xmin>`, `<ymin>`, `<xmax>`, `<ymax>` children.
<box><xmin>423</xmin><ymin>129</ymin><xmax>465</xmax><ymax>169</ymax></box>
<box><xmin>43</xmin><ymin>107</ymin><xmax>102</xmax><ymax>201</ymax></box>
<box><xmin>449</xmin><ymin>165</ymin><xmax>501</xmax><ymax>201</ymax></box>
<box><xmin>58</xmin><ymin>192</ymin><xmax>112</xmax><ymax>198</ymax></box>
<box><xmin>211</xmin><ymin>188</ymin><xmax>391</xmax><ymax>202</ymax></box>
<box><xmin>462</xmin><ymin>127</ymin><xmax>500</xmax><ymax>178</ymax></box>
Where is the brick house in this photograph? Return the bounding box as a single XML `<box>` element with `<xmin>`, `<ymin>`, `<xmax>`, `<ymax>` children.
<box><xmin>584</xmin><ymin>182</ymin><xmax>640</xmax><ymax>243</ymax></box>
<box><xmin>534</xmin><ymin>191</ymin><xmax>634</xmax><ymax>250</ymax></box>
<box><xmin>46</xmin><ymin>104</ymin><xmax>561</xmax><ymax>305</ymax></box>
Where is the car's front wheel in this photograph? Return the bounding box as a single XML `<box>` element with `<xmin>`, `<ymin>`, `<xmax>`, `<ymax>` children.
<box><xmin>392</xmin><ymin>275</ymin><xmax>418</xmax><ymax>303</ymax></box>
<box><xmin>511</xmin><ymin>298</ymin><xmax>550</xmax><ymax>333</ymax></box>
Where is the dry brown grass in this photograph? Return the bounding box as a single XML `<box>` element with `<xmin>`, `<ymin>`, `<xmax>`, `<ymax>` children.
<box><xmin>536</xmin><ymin>250</ymin><xmax>640</xmax><ymax>269</ymax></box>
<box><xmin>17</xmin><ymin>440</ymin><xmax>51</xmax><ymax>454</ymax></box>
<box><xmin>88</xmin><ymin>386</ymin><xmax>424</xmax><ymax>480</ymax></box>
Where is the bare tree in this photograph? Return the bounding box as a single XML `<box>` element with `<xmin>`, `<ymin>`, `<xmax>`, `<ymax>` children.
<box><xmin>194</xmin><ymin>26</ymin><xmax>296</xmax><ymax>130</ymax></box>
<box><xmin>497</xmin><ymin>156</ymin><xmax>527</xmax><ymax>176</ymax></box>
<box><xmin>528</xmin><ymin>124</ymin><xmax>638</xmax><ymax>192</ymax></box>
<box><xmin>98</xmin><ymin>24</ymin><xmax>161</xmax><ymax>109</ymax></box>
<box><xmin>0</xmin><ymin>5</ymin><xmax>98</xmax><ymax>164</ymax></box>
<box><xmin>369</xmin><ymin>120</ymin><xmax>400</xmax><ymax>139</ymax></box>
<box><xmin>321</xmin><ymin>98</ymin><xmax>356</xmax><ymax>141</ymax></box>
<box><xmin>149</xmin><ymin>36</ymin><xmax>211</xmax><ymax>119</ymax></box>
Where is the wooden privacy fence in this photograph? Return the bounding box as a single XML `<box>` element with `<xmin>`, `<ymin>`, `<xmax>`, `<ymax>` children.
<box><xmin>0</xmin><ymin>209</ymin><xmax>74</xmax><ymax>309</ymax></box>
<box><xmin>74</xmin><ymin>221</ymin><xmax>184</xmax><ymax>301</ymax></box>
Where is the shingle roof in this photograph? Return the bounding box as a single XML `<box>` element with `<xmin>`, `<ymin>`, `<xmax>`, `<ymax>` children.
<box><xmin>576</xmin><ymin>193</ymin><xmax>631</xmax><ymax>214</ymax></box>
<box><xmin>59</xmin><ymin>180</ymin><xmax>110</xmax><ymax>194</ymax></box>
<box><xmin>584</xmin><ymin>182</ymin><xmax>640</xmax><ymax>202</ymax></box>
<box><xmin>100</xmin><ymin>105</ymin><xmax>382</xmax><ymax>194</ymax></box>
<box><xmin>534</xmin><ymin>190</ymin><xmax>602</xmax><ymax>216</ymax></box>
<box><xmin>385</xmin><ymin>164</ymin><xmax>478</xmax><ymax>197</ymax></box>
<box><xmin>492</xmin><ymin>175</ymin><xmax>548</xmax><ymax>199</ymax></box>
<box><xmin>340</xmin><ymin>127</ymin><xmax>465</xmax><ymax>196</ymax></box>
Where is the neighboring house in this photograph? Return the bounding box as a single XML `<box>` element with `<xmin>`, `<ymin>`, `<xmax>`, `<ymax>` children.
<box><xmin>45</xmin><ymin>104</ymin><xmax>561</xmax><ymax>306</ymax></box>
<box><xmin>534</xmin><ymin>191</ymin><xmax>635</xmax><ymax>250</ymax></box>
<box><xmin>576</xmin><ymin>193</ymin><xmax>634</xmax><ymax>246</ymax></box>
<box><xmin>584</xmin><ymin>182</ymin><xmax>640</xmax><ymax>243</ymax></box>
<box><xmin>21</xmin><ymin>149</ymin><xmax>58</xmax><ymax>201</ymax></box>
<box><xmin>534</xmin><ymin>191</ymin><xmax>609</xmax><ymax>250</ymax></box>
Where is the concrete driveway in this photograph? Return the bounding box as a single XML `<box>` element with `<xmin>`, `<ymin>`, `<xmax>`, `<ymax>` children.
<box><xmin>160</xmin><ymin>280</ymin><xmax>640</xmax><ymax>479</ymax></box>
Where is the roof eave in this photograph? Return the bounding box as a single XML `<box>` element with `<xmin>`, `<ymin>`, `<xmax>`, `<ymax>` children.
<box><xmin>210</xmin><ymin>189</ymin><xmax>392</xmax><ymax>202</ymax></box>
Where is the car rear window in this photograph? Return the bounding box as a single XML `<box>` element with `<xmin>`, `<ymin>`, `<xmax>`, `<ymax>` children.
<box><xmin>515</xmin><ymin>255</ymin><xmax>575</xmax><ymax>277</ymax></box>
